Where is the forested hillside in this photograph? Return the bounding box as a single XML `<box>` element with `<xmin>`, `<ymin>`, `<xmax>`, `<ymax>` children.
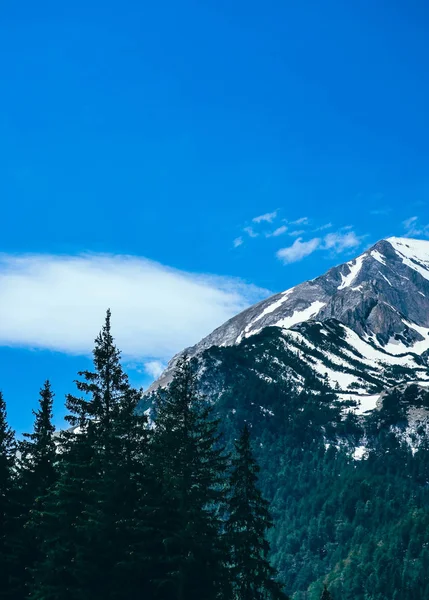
<box><xmin>2</xmin><ymin>312</ymin><xmax>429</xmax><ymax>599</ymax></box>
<box><xmin>0</xmin><ymin>312</ymin><xmax>288</xmax><ymax>600</ymax></box>
<box><xmin>145</xmin><ymin>328</ymin><xmax>429</xmax><ymax>599</ymax></box>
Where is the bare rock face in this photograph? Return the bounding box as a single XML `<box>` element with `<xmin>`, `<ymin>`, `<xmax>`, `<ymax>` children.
<box><xmin>150</xmin><ymin>237</ymin><xmax>429</xmax><ymax>391</ymax></box>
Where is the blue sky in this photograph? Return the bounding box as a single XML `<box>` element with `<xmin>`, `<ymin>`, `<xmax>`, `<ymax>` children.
<box><xmin>1</xmin><ymin>0</ymin><xmax>429</xmax><ymax>433</ymax></box>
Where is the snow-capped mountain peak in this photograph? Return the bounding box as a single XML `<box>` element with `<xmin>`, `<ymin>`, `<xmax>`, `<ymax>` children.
<box><xmin>387</xmin><ymin>236</ymin><xmax>429</xmax><ymax>281</ymax></box>
<box><xmin>150</xmin><ymin>238</ymin><xmax>429</xmax><ymax>393</ymax></box>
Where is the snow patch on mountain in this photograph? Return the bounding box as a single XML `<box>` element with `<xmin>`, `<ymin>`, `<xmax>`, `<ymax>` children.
<box><xmin>340</xmin><ymin>393</ymin><xmax>380</xmax><ymax>414</ymax></box>
<box><xmin>383</xmin><ymin>320</ymin><xmax>429</xmax><ymax>356</ymax></box>
<box><xmin>237</xmin><ymin>289</ymin><xmax>295</xmax><ymax>343</ymax></box>
<box><xmin>388</xmin><ymin>237</ymin><xmax>429</xmax><ymax>281</ymax></box>
<box><xmin>379</xmin><ymin>272</ymin><xmax>392</xmax><ymax>286</ymax></box>
<box><xmin>353</xmin><ymin>446</ymin><xmax>368</xmax><ymax>460</ymax></box>
<box><xmin>338</xmin><ymin>255</ymin><xmax>365</xmax><ymax>290</ymax></box>
<box><xmin>343</xmin><ymin>327</ymin><xmax>418</xmax><ymax>368</ymax></box>
<box><xmin>274</xmin><ymin>300</ymin><xmax>326</xmax><ymax>329</ymax></box>
<box><xmin>371</xmin><ymin>249</ymin><xmax>387</xmax><ymax>265</ymax></box>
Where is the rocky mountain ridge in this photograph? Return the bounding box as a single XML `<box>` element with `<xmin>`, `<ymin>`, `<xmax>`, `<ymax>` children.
<box><xmin>142</xmin><ymin>238</ymin><xmax>429</xmax><ymax>599</ymax></box>
<box><xmin>150</xmin><ymin>237</ymin><xmax>429</xmax><ymax>399</ymax></box>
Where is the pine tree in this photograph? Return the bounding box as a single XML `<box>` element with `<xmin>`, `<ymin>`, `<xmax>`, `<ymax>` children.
<box><xmin>31</xmin><ymin>400</ymin><xmax>97</xmax><ymax>600</ymax></box>
<box><xmin>320</xmin><ymin>585</ymin><xmax>332</xmax><ymax>600</ymax></box>
<box><xmin>16</xmin><ymin>381</ymin><xmax>57</xmax><ymax>597</ymax></box>
<box><xmin>109</xmin><ymin>381</ymin><xmax>161</xmax><ymax>599</ymax></box>
<box><xmin>226</xmin><ymin>424</ymin><xmax>288</xmax><ymax>600</ymax></box>
<box><xmin>19</xmin><ymin>381</ymin><xmax>57</xmax><ymax>496</ymax></box>
<box><xmin>32</xmin><ymin>310</ymin><xmax>151</xmax><ymax>600</ymax></box>
<box><xmin>151</xmin><ymin>356</ymin><xmax>230</xmax><ymax>600</ymax></box>
<box><xmin>70</xmin><ymin>309</ymin><xmax>151</xmax><ymax>598</ymax></box>
<box><xmin>0</xmin><ymin>391</ymin><xmax>17</xmax><ymax>599</ymax></box>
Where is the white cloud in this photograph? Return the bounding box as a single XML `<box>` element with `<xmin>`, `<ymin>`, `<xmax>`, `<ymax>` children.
<box><xmin>0</xmin><ymin>253</ymin><xmax>269</xmax><ymax>366</ymax></box>
<box><xmin>233</xmin><ymin>236</ymin><xmax>243</xmax><ymax>248</ymax></box>
<box><xmin>266</xmin><ymin>225</ymin><xmax>287</xmax><ymax>238</ymax></box>
<box><xmin>144</xmin><ymin>360</ymin><xmax>166</xmax><ymax>378</ymax></box>
<box><xmin>290</xmin><ymin>217</ymin><xmax>308</xmax><ymax>226</ymax></box>
<box><xmin>252</xmin><ymin>211</ymin><xmax>277</xmax><ymax>224</ymax></box>
<box><xmin>402</xmin><ymin>216</ymin><xmax>429</xmax><ymax>237</ymax></box>
<box><xmin>288</xmin><ymin>229</ymin><xmax>305</xmax><ymax>237</ymax></box>
<box><xmin>314</xmin><ymin>223</ymin><xmax>332</xmax><ymax>232</ymax></box>
<box><xmin>277</xmin><ymin>237</ymin><xmax>321</xmax><ymax>264</ymax></box>
<box><xmin>277</xmin><ymin>229</ymin><xmax>365</xmax><ymax>264</ymax></box>
<box><xmin>323</xmin><ymin>231</ymin><xmax>363</xmax><ymax>253</ymax></box>
<box><xmin>403</xmin><ymin>216</ymin><xmax>418</xmax><ymax>230</ymax></box>
<box><xmin>243</xmin><ymin>226</ymin><xmax>259</xmax><ymax>238</ymax></box>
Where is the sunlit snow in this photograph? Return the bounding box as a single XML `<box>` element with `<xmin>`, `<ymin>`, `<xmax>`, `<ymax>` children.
<box><xmin>388</xmin><ymin>237</ymin><xmax>429</xmax><ymax>281</ymax></box>
<box><xmin>370</xmin><ymin>250</ymin><xmax>387</xmax><ymax>265</ymax></box>
<box><xmin>274</xmin><ymin>300</ymin><xmax>326</xmax><ymax>329</ymax></box>
<box><xmin>243</xmin><ymin>288</ymin><xmax>294</xmax><ymax>336</ymax></box>
<box><xmin>338</xmin><ymin>255</ymin><xmax>365</xmax><ymax>290</ymax></box>
<box><xmin>383</xmin><ymin>319</ymin><xmax>429</xmax><ymax>356</ymax></box>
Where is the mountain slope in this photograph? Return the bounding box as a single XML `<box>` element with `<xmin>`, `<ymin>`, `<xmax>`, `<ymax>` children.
<box><xmin>142</xmin><ymin>238</ymin><xmax>429</xmax><ymax>599</ymax></box>
<box><xmin>151</xmin><ymin>237</ymin><xmax>429</xmax><ymax>395</ymax></box>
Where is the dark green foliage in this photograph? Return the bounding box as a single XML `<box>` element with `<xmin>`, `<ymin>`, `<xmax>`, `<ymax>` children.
<box><xmin>2</xmin><ymin>313</ymin><xmax>287</xmax><ymax>600</ymax></box>
<box><xmin>226</xmin><ymin>424</ymin><xmax>288</xmax><ymax>600</ymax></box>
<box><xmin>31</xmin><ymin>420</ymin><xmax>97</xmax><ymax>600</ymax></box>
<box><xmin>14</xmin><ymin>381</ymin><xmax>58</xmax><ymax>598</ymax></box>
<box><xmin>19</xmin><ymin>380</ymin><xmax>57</xmax><ymax>495</ymax></box>
<box><xmin>7</xmin><ymin>311</ymin><xmax>429</xmax><ymax>599</ymax></box>
<box><xmin>0</xmin><ymin>391</ymin><xmax>17</xmax><ymax>599</ymax></box>
<box><xmin>31</xmin><ymin>311</ymin><xmax>151</xmax><ymax>600</ymax></box>
<box><xmin>151</xmin><ymin>356</ymin><xmax>230</xmax><ymax>600</ymax></box>
<box><xmin>320</xmin><ymin>586</ymin><xmax>332</xmax><ymax>600</ymax></box>
<box><xmin>164</xmin><ymin>338</ymin><xmax>429</xmax><ymax>600</ymax></box>
<box><xmin>65</xmin><ymin>310</ymin><xmax>149</xmax><ymax>599</ymax></box>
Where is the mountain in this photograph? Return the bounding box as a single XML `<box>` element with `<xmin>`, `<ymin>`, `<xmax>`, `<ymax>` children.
<box><xmin>144</xmin><ymin>237</ymin><xmax>429</xmax><ymax>599</ymax></box>
<box><xmin>151</xmin><ymin>237</ymin><xmax>429</xmax><ymax>407</ymax></box>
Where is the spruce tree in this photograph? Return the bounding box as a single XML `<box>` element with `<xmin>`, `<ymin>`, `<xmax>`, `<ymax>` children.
<box><xmin>31</xmin><ymin>396</ymin><xmax>97</xmax><ymax>600</ymax></box>
<box><xmin>226</xmin><ymin>424</ymin><xmax>288</xmax><ymax>600</ymax></box>
<box><xmin>16</xmin><ymin>381</ymin><xmax>57</xmax><ymax>597</ymax></box>
<box><xmin>19</xmin><ymin>380</ymin><xmax>57</xmax><ymax>496</ymax></box>
<box><xmin>0</xmin><ymin>391</ymin><xmax>17</xmax><ymax>599</ymax></box>
<box><xmin>151</xmin><ymin>356</ymin><xmax>229</xmax><ymax>600</ymax></box>
<box><xmin>320</xmin><ymin>585</ymin><xmax>332</xmax><ymax>600</ymax></box>
<box><xmin>110</xmin><ymin>382</ymin><xmax>161</xmax><ymax>599</ymax></box>
<box><xmin>32</xmin><ymin>310</ymin><xmax>151</xmax><ymax>600</ymax></box>
<box><xmin>70</xmin><ymin>309</ymin><xmax>150</xmax><ymax>599</ymax></box>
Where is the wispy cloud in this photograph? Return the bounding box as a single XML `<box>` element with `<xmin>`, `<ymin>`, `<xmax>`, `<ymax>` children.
<box><xmin>288</xmin><ymin>229</ymin><xmax>305</xmax><ymax>237</ymax></box>
<box><xmin>323</xmin><ymin>231</ymin><xmax>363</xmax><ymax>253</ymax></box>
<box><xmin>266</xmin><ymin>225</ymin><xmax>288</xmax><ymax>238</ymax></box>
<box><xmin>143</xmin><ymin>360</ymin><xmax>166</xmax><ymax>378</ymax></box>
<box><xmin>404</xmin><ymin>216</ymin><xmax>418</xmax><ymax>229</ymax></box>
<box><xmin>252</xmin><ymin>210</ymin><xmax>278</xmax><ymax>224</ymax></box>
<box><xmin>290</xmin><ymin>217</ymin><xmax>309</xmax><ymax>226</ymax></box>
<box><xmin>243</xmin><ymin>226</ymin><xmax>259</xmax><ymax>238</ymax></box>
<box><xmin>313</xmin><ymin>223</ymin><xmax>332</xmax><ymax>232</ymax></box>
<box><xmin>236</xmin><ymin>211</ymin><xmax>364</xmax><ymax>263</ymax></box>
<box><xmin>236</xmin><ymin>212</ymin><xmax>311</xmax><ymax>247</ymax></box>
<box><xmin>277</xmin><ymin>230</ymin><xmax>365</xmax><ymax>264</ymax></box>
<box><xmin>403</xmin><ymin>216</ymin><xmax>419</xmax><ymax>234</ymax></box>
<box><xmin>403</xmin><ymin>216</ymin><xmax>429</xmax><ymax>237</ymax></box>
<box><xmin>0</xmin><ymin>254</ymin><xmax>269</xmax><ymax>371</ymax></box>
<box><xmin>277</xmin><ymin>237</ymin><xmax>321</xmax><ymax>264</ymax></box>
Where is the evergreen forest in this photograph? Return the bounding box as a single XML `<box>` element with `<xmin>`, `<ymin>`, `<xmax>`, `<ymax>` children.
<box><xmin>0</xmin><ymin>312</ymin><xmax>289</xmax><ymax>600</ymax></box>
<box><xmin>2</xmin><ymin>312</ymin><xmax>429</xmax><ymax>599</ymax></box>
